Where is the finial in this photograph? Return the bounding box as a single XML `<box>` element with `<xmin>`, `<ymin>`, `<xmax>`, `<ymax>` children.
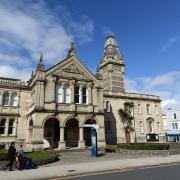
<box><xmin>70</xmin><ymin>40</ymin><xmax>75</xmax><ymax>50</ymax></box>
<box><xmin>40</xmin><ymin>53</ymin><xmax>43</xmax><ymax>63</ymax></box>
<box><xmin>67</xmin><ymin>40</ymin><xmax>77</xmax><ymax>57</ymax></box>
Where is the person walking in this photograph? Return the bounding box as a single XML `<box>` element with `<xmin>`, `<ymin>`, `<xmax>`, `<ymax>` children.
<box><xmin>4</xmin><ymin>141</ymin><xmax>16</xmax><ymax>171</ymax></box>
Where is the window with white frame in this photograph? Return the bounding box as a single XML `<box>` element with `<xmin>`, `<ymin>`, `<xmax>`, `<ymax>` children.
<box><xmin>11</xmin><ymin>93</ymin><xmax>18</xmax><ymax>106</ymax></box>
<box><xmin>64</xmin><ymin>85</ymin><xmax>70</xmax><ymax>103</ymax></box>
<box><xmin>140</xmin><ymin>121</ymin><xmax>144</xmax><ymax>133</ymax></box>
<box><xmin>146</xmin><ymin>104</ymin><xmax>151</xmax><ymax>114</ymax></box>
<box><xmin>2</xmin><ymin>92</ymin><xmax>9</xmax><ymax>106</ymax></box>
<box><xmin>155</xmin><ymin>105</ymin><xmax>159</xmax><ymax>115</ymax></box>
<box><xmin>0</xmin><ymin>119</ymin><xmax>6</xmax><ymax>135</ymax></box>
<box><xmin>82</xmin><ymin>87</ymin><xmax>87</xmax><ymax>104</ymax></box>
<box><xmin>157</xmin><ymin>122</ymin><xmax>160</xmax><ymax>133</ymax></box>
<box><xmin>8</xmin><ymin>119</ymin><xmax>15</xmax><ymax>135</ymax></box>
<box><xmin>148</xmin><ymin>121</ymin><xmax>153</xmax><ymax>133</ymax></box>
<box><xmin>56</xmin><ymin>84</ymin><xmax>63</xmax><ymax>103</ymax></box>
<box><xmin>74</xmin><ymin>86</ymin><xmax>80</xmax><ymax>103</ymax></box>
<box><xmin>172</xmin><ymin>122</ymin><xmax>178</xmax><ymax>130</ymax></box>
<box><xmin>138</xmin><ymin>104</ymin><xmax>142</xmax><ymax>113</ymax></box>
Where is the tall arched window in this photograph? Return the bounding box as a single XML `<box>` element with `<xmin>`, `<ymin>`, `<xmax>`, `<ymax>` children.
<box><xmin>74</xmin><ymin>86</ymin><xmax>80</xmax><ymax>103</ymax></box>
<box><xmin>82</xmin><ymin>87</ymin><xmax>87</xmax><ymax>104</ymax></box>
<box><xmin>8</xmin><ymin>119</ymin><xmax>15</xmax><ymax>135</ymax></box>
<box><xmin>2</xmin><ymin>92</ymin><xmax>9</xmax><ymax>106</ymax></box>
<box><xmin>11</xmin><ymin>93</ymin><xmax>18</xmax><ymax>106</ymax></box>
<box><xmin>64</xmin><ymin>85</ymin><xmax>70</xmax><ymax>103</ymax></box>
<box><xmin>0</xmin><ymin>119</ymin><xmax>6</xmax><ymax>135</ymax></box>
<box><xmin>56</xmin><ymin>84</ymin><xmax>63</xmax><ymax>103</ymax></box>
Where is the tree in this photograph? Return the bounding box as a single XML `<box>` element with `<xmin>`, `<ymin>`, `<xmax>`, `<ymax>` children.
<box><xmin>118</xmin><ymin>102</ymin><xmax>134</xmax><ymax>143</ymax></box>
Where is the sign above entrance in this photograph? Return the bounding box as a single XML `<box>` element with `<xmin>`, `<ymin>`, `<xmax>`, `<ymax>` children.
<box><xmin>83</xmin><ymin>124</ymin><xmax>99</xmax><ymax>129</ymax></box>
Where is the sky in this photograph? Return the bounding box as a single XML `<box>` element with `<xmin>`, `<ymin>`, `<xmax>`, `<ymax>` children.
<box><xmin>0</xmin><ymin>0</ymin><xmax>180</xmax><ymax>109</ymax></box>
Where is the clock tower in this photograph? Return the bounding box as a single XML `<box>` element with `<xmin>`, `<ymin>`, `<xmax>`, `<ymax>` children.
<box><xmin>96</xmin><ymin>35</ymin><xmax>125</xmax><ymax>92</ymax></box>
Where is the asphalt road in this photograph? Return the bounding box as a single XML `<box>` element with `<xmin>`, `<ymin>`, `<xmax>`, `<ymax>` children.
<box><xmin>60</xmin><ymin>164</ymin><xmax>180</xmax><ymax>180</ymax></box>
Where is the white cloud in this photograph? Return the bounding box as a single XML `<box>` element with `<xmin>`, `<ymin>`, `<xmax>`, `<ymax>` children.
<box><xmin>125</xmin><ymin>71</ymin><xmax>180</xmax><ymax>109</ymax></box>
<box><xmin>0</xmin><ymin>65</ymin><xmax>32</xmax><ymax>81</ymax></box>
<box><xmin>160</xmin><ymin>36</ymin><xmax>179</xmax><ymax>52</ymax></box>
<box><xmin>0</xmin><ymin>0</ymin><xmax>94</xmax><ymax>81</ymax></box>
<box><xmin>102</xmin><ymin>27</ymin><xmax>115</xmax><ymax>36</ymax></box>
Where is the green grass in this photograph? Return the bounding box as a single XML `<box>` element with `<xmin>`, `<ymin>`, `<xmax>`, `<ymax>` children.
<box><xmin>25</xmin><ymin>151</ymin><xmax>56</xmax><ymax>161</ymax></box>
<box><xmin>0</xmin><ymin>151</ymin><xmax>57</xmax><ymax>161</ymax></box>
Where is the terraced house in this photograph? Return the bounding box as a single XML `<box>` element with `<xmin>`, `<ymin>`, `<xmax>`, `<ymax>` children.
<box><xmin>0</xmin><ymin>36</ymin><xmax>165</xmax><ymax>151</ymax></box>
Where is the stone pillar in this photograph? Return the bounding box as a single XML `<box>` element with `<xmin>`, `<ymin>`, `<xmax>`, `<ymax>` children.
<box><xmin>69</xmin><ymin>81</ymin><xmax>75</xmax><ymax>103</ymax></box>
<box><xmin>78</xmin><ymin>127</ymin><xmax>85</xmax><ymax>149</ymax></box>
<box><xmin>59</xmin><ymin>127</ymin><xmax>66</xmax><ymax>150</ymax></box>
<box><xmin>8</xmin><ymin>92</ymin><xmax>12</xmax><ymax>106</ymax></box>
<box><xmin>5</xmin><ymin>119</ymin><xmax>9</xmax><ymax>136</ymax></box>
<box><xmin>32</xmin><ymin>126</ymin><xmax>44</xmax><ymax>151</ymax></box>
<box><xmin>0</xmin><ymin>91</ymin><xmax>3</xmax><ymax>106</ymax></box>
<box><xmin>79</xmin><ymin>85</ymin><xmax>83</xmax><ymax>104</ymax></box>
<box><xmin>39</xmin><ymin>81</ymin><xmax>45</xmax><ymax>107</ymax></box>
<box><xmin>87</xmin><ymin>83</ymin><xmax>92</xmax><ymax>104</ymax></box>
<box><xmin>61</xmin><ymin>82</ymin><xmax>65</xmax><ymax>103</ymax></box>
<box><xmin>52</xmin><ymin>77</ymin><xmax>56</xmax><ymax>102</ymax></box>
<box><xmin>92</xmin><ymin>86</ymin><xmax>97</xmax><ymax>105</ymax></box>
<box><xmin>13</xmin><ymin>120</ymin><xmax>17</xmax><ymax>136</ymax></box>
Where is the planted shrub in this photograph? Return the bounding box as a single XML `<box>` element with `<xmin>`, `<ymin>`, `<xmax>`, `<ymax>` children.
<box><xmin>117</xmin><ymin>143</ymin><xmax>170</xmax><ymax>150</ymax></box>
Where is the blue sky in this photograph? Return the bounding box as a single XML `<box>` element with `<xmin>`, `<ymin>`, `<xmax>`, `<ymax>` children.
<box><xmin>0</xmin><ymin>0</ymin><xmax>180</xmax><ymax>108</ymax></box>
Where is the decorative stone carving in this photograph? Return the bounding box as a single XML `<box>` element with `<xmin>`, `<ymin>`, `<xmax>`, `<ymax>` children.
<box><xmin>62</xmin><ymin>63</ymin><xmax>84</xmax><ymax>75</ymax></box>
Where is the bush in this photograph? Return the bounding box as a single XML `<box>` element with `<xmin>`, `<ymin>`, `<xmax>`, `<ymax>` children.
<box><xmin>117</xmin><ymin>143</ymin><xmax>170</xmax><ymax>150</ymax></box>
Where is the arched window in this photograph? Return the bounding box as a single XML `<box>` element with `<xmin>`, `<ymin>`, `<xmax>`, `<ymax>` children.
<box><xmin>82</xmin><ymin>87</ymin><xmax>87</xmax><ymax>104</ymax></box>
<box><xmin>0</xmin><ymin>119</ymin><xmax>6</xmax><ymax>135</ymax></box>
<box><xmin>74</xmin><ymin>86</ymin><xmax>80</xmax><ymax>103</ymax></box>
<box><xmin>56</xmin><ymin>84</ymin><xmax>63</xmax><ymax>103</ymax></box>
<box><xmin>8</xmin><ymin>119</ymin><xmax>15</xmax><ymax>135</ymax></box>
<box><xmin>11</xmin><ymin>93</ymin><xmax>18</xmax><ymax>106</ymax></box>
<box><xmin>64</xmin><ymin>85</ymin><xmax>70</xmax><ymax>103</ymax></box>
<box><xmin>106</xmin><ymin>101</ymin><xmax>111</xmax><ymax>112</ymax></box>
<box><xmin>2</xmin><ymin>92</ymin><xmax>9</xmax><ymax>106</ymax></box>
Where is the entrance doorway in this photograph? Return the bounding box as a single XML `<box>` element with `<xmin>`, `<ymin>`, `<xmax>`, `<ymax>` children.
<box><xmin>65</xmin><ymin>119</ymin><xmax>79</xmax><ymax>148</ymax></box>
<box><xmin>44</xmin><ymin>118</ymin><xmax>60</xmax><ymax>148</ymax></box>
<box><xmin>84</xmin><ymin>119</ymin><xmax>96</xmax><ymax>147</ymax></box>
<box><xmin>125</xmin><ymin>131</ymin><xmax>131</xmax><ymax>144</ymax></box>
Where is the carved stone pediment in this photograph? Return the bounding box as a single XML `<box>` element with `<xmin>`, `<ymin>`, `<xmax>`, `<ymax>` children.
<box><xmin>62</xmin><ymin>63</ymin><xmax>84</xmax><ymax>75</ymax></box>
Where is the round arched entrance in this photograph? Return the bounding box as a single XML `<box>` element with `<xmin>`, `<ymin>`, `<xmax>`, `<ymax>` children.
<box><xmin>65</xmin><ymin>119</ymin><xmax>79</xmax><ymax>148</ymax></box>
<box><xmin>84</xmin><ymin>119</ymin><xmax>96</xmax><ymax>147</ymax></box>
<box><xmin>44</xmin><ymin>118</ymin><xmax>60</xmax><ymax>148</ymax></box>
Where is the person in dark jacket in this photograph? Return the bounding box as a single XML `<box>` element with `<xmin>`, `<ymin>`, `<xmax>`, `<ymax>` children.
<box><xmin>4</xmin><ymin>141</ymin><xmax>16</xmax><ymax>171</ymax></box>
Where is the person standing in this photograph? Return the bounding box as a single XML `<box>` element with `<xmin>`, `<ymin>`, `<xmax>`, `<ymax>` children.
<box><xmin>4</xmin><ymin>142</ymin><xmax>16</xmax><ymax>171</ymax></box>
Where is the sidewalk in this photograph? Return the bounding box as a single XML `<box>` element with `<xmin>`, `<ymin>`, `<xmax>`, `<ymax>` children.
<box><xmin>1</xmin><ymin>152</ymin><xmax>180</xmax><ymax>180</ymax></box>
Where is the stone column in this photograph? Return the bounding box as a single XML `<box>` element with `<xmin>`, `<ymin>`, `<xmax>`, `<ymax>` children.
<box><xmin>69</xmin><ymin>81</ymin><xmax>75</xmax><ymax>103</ymax></box>
<box><xmin>0</xmin><ymin>91</ymin><xmax>3</xmax><ymax>106</ymax></box>
<box><xmin>32</xmin><ymin>126</ymin><xmax>44</xmax><ymax>151</ymax></box>
<box><xmin>5</xmin><ymin>119</ymin><xmax>9</xmax><ymax>136</ymax></box>
<box><xmin>58</xmin><ymin>127</ymin><xmax>66</xmax><ymax>150</ymax></box>
<box><xmin>79</xmin><ymin>84</ymin><xmax>83</xmax><ymax>104</ymax></box>
<box><xmin>61</xmin><ymin>82</ymin><xmax>65</xmax><ymax>103</ymax></box>
<box><xmin>78</xmin><ymin>127</ymin><xmax>85</xmax><ymax>149</ymax></box>
<box><xmin>8</xmin><ymin>92</ymin><xmax>12</xmax><ymax>106</ymax></box>
<box><xmin>52</xmin><ymin>77</ymin><xmax>56</xmax><ymax>102</ymax></box>
<box><xmin>39</xmin><ymin>81</ymin><xmax>45</xmax><ymax>107</ymax></box>
<box><xmin>13</xmin><ymin>120</ymin><xmax>17</xmax><ymax>136</ymax></box>
<box><xmin>87</xmin><ymin>83</ymin><xmax>92</xmax><ymax>104</ymax></box>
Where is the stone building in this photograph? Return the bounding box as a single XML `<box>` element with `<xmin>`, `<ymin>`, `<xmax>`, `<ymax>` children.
<box><xmin>0</xmin><ymin>36</ymin><xmax>165</xmax><ymax>151</ymax></box>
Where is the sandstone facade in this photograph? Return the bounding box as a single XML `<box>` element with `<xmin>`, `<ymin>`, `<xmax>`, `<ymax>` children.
<box><xmin>0</xmin><ymin>36</ymin><xmax>165</xmax><ymax>150</ymax></box>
